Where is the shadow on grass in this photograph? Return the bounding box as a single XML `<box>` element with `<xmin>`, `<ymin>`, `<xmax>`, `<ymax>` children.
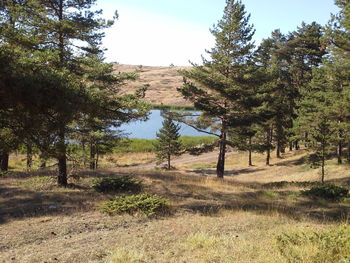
<box><xmin>275</xmin><ymin>155</ymin><xmax>308</xmax><ymax>166</ymax></box>
<box><xmin>186</xmin><ymin>168</ymin><xmax>266</xmax><ymax>177</ymax></box>
<box><xmin>140</xmin><ymin>172</ymin><xmax>350</xmax><ymax>222</ymax></box>
<box><xmin>178</xmin><ymin>189</ymin><xmax>350</xmax><ymax>222</ymax></box>
<box><xmin>1</xmin><ymin>169</ymin><xmax>349</xmax><ymax>224</ymax></box>
<box><xmin>0</xmin><ymin>181</ymin><xmax>104</xmax><ymax>224</ymax></box>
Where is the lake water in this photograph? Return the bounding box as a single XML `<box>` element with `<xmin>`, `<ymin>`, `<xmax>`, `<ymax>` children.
<box><xmin>120</xmin><ymin>110</ymin><xmax>209</xmax><ymax>139</ymax></box>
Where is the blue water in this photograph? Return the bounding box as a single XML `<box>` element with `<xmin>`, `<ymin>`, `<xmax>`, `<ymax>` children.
<box><xmin>120</xmin><ymin>110</ymin><xmax>209</xmax><ymax>139</ymax></box>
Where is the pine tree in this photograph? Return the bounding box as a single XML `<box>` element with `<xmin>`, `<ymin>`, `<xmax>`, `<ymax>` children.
<box><xmin>178</xmin><ymin>0</ymin><xmax>258</xmax><ymax>178</ymax></box>
<box><xmin>0</xmin><ymin>1</ymin><xmax>150</xmax><ymax>185</ymax></box>
<box><xmin>295</xmin><ymin>67</ymin><xmax>338</xmax><ymax>183</ymax></box>
<box><xmin>154</xmin><ymin>117</ymin><xmax>182</xmax><ymax>170</ymax></box>
<box><xmin>323</xmin><ymin>0</ymin><xmax>350</xmax><ymax>163</ymax></box>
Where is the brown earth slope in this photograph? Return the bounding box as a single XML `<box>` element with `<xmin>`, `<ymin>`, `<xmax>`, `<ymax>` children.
<box><xmin>114</xmin><ymin>64</ymin><xmax>191</xmax><ymax>106</ymax></box>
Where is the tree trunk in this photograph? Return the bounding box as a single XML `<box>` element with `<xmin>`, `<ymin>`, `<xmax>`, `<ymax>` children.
<box><xmin>248</xmin><ymin>136</ymin><xmax>252</xmax><ymax>166</ymax></box>
<box><xmin>276</xmin><ymin>142</ymin><xmax>281</xmax><ymax>158</ymax></box>
<box><xmin>295</xmin><ymin>140</ymin><xmax>300</xmax><ymax>150</ymax></box>
<box><xmin>321</xmin><ymin>142</ymin><xmax>325</xmax><ymax>184</ymax></box>
<box><xmin>289</xmin><ymin>142</ymin><xmax>293</xmax><ymax>151</ymax></box>
<box><xmin>57</xmin><ymin>128</ymin><xmax>67</xmax><ymax>186</ymax></box>
<box><xmin>337</xmin><ymin>141</ymin><xmax>343</xmax><ymax>164</ymax></box>
<box><xmin>167</xmin><ymin>153</ymin><xmax>171</xmax><ymax>170</ymax></box>
<box><xmin>39</xmin><ymin>151</ymin><xmax>48</xmax><ymax>168</ymax></box>
<box><xmin>0</xmin><ymin>152</ymin><xmax>9</xmax><ymax>171</ymax></box>
<box><xmin>266</xmin><ymin>148</ymin><xmax>270</xmax><ymax>166</ymax></box>
<box><xmin>216</xmin><ymin>130</ymin><xmax>226</xmax><ymax>179</ymax></box>
<box><xmin>280</xmin><ymin>145</ymin><xmax>285</xmax><ymax>154</ymax></box>
<box><xmin>337</xmin><ymin>129</ymin><xmax>343</xmax><ymax>164</ymax></box>
<box><xmin>90</xmin><ymin>143</ymin><xmax>96</xmax><ymax>170</ymax></box>
<box><xmin>82</xmin><ymin>141</ymin><xmax>87</xmax><ymax>167</ymax></box>
<box><xmin>26</xmin><ymin>143</ymin><xmax>33</xmax><ymax>170</ymax></box>
<box><xmin>95</xmin><ymin>145</ymin><xmax>99</xmax><ymax>170</ymax></box>
<box><xmin>266</xmin><ymin>129</ymin><xmax>272</xmax><ymax>166</ymax></box>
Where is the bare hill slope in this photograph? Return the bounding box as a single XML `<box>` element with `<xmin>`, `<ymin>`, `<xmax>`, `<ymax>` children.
<box><xmin>114</xmin><ymin>64</ymin><xmax>191</xmax><ymax>106</ymax></box>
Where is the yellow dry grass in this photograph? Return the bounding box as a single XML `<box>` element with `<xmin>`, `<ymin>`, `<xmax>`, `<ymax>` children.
<box><xmin>1</xmin><ymin>149</ymin><xmax>349</xmax><ymax>263</ymax></box>
<box><xmin>115</xmin><ymin>64</ymin><xmax>191</xmax><ymax>106</ymax></box>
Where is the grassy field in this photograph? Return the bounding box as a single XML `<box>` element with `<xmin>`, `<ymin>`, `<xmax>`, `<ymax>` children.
<box><xmin>113</xmin><ymin>136</ymin><xmax>216</xmax><ymax>153</ymax></box>
<box><xmin>1</xmin><ymin>150</ymin><xmax>349</xmax><ymax>263</ymax></box>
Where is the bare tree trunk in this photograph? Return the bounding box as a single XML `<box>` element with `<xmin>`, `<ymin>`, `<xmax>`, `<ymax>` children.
<box><xmin>167</xmin><ymin>153</ymin><xmax>171</xmax><ymax>170</ymax></box>
<box><xmin>82</xmin><ymin>140</ymin><xmax>87</xmax><ymax>167</ymax></box>
<box><xmin>266</xmin><ymin>149</ymin><xmax>270</xmax><ymax>166</ymax></box>
<box><xmin>337</xmin><ymin>129</ymin><xmax>343</xmax><ymax>164</ymax></box>
<box><xmin>276</xmin><ymin>143</ymin><xmax>281</xmax><ymax>158</ymax></box>
<box><xmin>0</xmin><ymin>152</ymin><xmax>9</xmax><ymax>171</ymax></box>
<box><xmin>266</xmin><ymin>129</ymin><xmax>272</xmax><ymax>166</ymax></box>
<box><xmin>90</xmin><ymin>143</ymin><xmax>96</xmax><ymax>170</ymax></box>
<box><xmin>337</xmin><ymin>141</ymin><xmax>343</xmax><ymax>164</ymax></box>
<box><xmin>26</xmin><ymin>143</ymin><xmax>33</xmax><ymax>170</ymax></box>
<box><xmin>57</xmin><ymin>128</ymin><xmax>67</xmax><ymax>187</ymax></box>
<box><xmin>248</xmin><ymin>136</ymin><xmax>252</xmax><ymax>166</ymax></box>
<box><xmin>321</xmin><ymin>142</ymin><xmax>325</xmax><ymax>184</ymax></box>
<box><xmin>95</xmin><ymin>145</ymin><xmax>99</xmax><ymax>169</ymax></box>
<box><xmin>216</xmin><ymin>130</ymin><xmax>226</xmax><ymax>179</ymax></box>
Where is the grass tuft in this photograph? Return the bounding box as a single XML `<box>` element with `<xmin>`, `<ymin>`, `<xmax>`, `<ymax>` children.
<box><xmin>106</xmin><ymin>248</ymin><xmax>144</xmax><ymax>263</ymax></box>
<box><xmin>277</xmin><ymin>224</ymin><xmax>350</xmax><ymax>263</ymax></box>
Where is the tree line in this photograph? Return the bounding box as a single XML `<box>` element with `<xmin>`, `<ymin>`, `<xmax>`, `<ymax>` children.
<box><xmin>0</xmin><ymin>0</ymin><xmax>149</xmax><ymax>186</ymax></box>
<box><xmin>0</xmin><ymin>0</ymin><xmax>349</xmax><ymax>184</ymax></box>
<box><xmin>174</xmin><ymin>0</ymin><xmax>349</xmax><ymax>182</ymax></box>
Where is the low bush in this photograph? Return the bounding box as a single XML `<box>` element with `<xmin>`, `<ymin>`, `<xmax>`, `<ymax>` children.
<box><xmin>99</xmin><ymin>193</ymin><xmax>170</xmax><ymax>217</ymax></box>
<box><xmin>303</xmin><ymin>184</ymin><xmax>349</xmax><ymax>201</ymax></box>
<box><xmin>277</xmin><ymin>225</ymin><xmax>350</xmax><ymax>263</ymax></box>
<box><xmin>92</xmin><ymin>176</ymin><xmax>142</xmax><ymax>193</ymax></box>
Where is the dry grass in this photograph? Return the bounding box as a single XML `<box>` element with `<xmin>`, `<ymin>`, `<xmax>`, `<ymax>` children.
<box><xmin>99</xmin><ymin>152</ymin><xmax>156</xmax><ymax>168</ymax></box>
<box><xmin>1</xmin><ymin>149</ymin><xmax>350</xmax><ymax>263</ymax></box>
<box><xmin>115</xmin><ymin>64</ymin><xmax>191</xmax><ymax>106</ymax></box>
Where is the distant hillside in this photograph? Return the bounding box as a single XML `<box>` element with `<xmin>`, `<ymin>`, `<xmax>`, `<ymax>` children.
<box><xmin>114</xmin><ymin>64</ymin><xmax>192</xmax><ymax>106</ymax></box>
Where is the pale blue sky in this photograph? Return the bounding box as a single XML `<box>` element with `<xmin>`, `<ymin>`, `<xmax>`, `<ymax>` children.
<box><xmin>96</xmin><ymin>0</ymin><xmax>339</xmax><ymax>66</ymax></box>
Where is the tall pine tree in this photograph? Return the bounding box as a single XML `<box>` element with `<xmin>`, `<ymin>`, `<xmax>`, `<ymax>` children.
<box><xmin>178</xmin><ymin>0</ymin><xmax>258</xmax><ymax>178</ymax></box>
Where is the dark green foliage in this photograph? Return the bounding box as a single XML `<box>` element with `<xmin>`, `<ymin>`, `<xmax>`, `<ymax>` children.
<box><xmin>92</xmin><ymin>176</ymin><xmax>142</xmax><ymax>193</ymax></box>
<box><xmin>277</xmin><ymin>225</ymin><xmax>350</xmax><ymax>262</ymax></box>
<box><xmin>178</xmin><ymin>0</ymin><xmax>259</xmax><ymax>178</ymax></box>
<box><xmin>154</xmin><ymin>117</ymin><xmax>182</xmax><ymax>169</ymax></box>
<box><xmin>152</xmin><ymin>104</ymin><xmax>196</xmax><ymax>111</ymax></box>
<box><xmin>303</xmin><ymin>184</ymin><xmax>349</xmax><ymax>201</ymax></box>
<box><xmin>0</xmin><ymin>0</ymin><xmax>149</xmax><ymax>185</ymax></box>
<box><xmin>99</xmin><ymin>193</ymin><xmax>170</xmax><ymax>217</ymax></box>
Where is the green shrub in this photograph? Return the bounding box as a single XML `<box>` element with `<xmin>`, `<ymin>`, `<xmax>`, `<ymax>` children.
<box><xmin>92</xmin><ymin>176</ymin><xmax>142</xmax><ymax>193</ymax></box>
<box><xmin>99</xmin><ymin>193</ymin><xmax>170</xmax><ymax>217</ymax></box>
<box><xmin>277</xmin><ymin>225</ymin><xmax>350</xmax><ymax>263</ymax></box>
<box><xmin>303</xmin><ymin>184</ymin><xmax>349</xmax><ymax>201</ymax></box>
